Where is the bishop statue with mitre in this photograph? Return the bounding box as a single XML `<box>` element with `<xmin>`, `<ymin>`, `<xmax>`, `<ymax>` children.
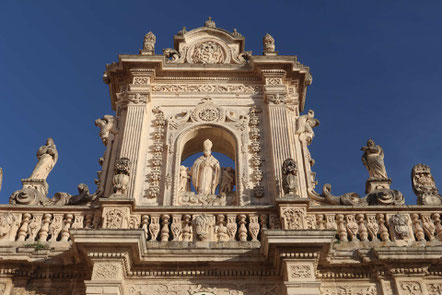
<box><xmin>191</xmin><ymin>139</ymin><xmax>221</xmax><ymax>195</ymax></box>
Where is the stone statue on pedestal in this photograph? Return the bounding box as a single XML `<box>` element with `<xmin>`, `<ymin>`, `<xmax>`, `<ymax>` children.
<box><xmin>29</xmin><ymin>138</ymin><xmax>58</xmax><ymax>180</ymax></box>
<box><xmin>361</xmin><ymin>139</ymin><xmax>388</xmax><ymax>179</ymax></box>
<box><xmin>191</xmin><ymin>139</ymin><xmax>221</xmax><ymax>195</ymax></box>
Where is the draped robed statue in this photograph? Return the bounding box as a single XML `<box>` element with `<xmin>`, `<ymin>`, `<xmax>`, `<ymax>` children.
<box><xmin>29</xmin><ymin>138</ymin><xmax>58</xmax><ymax>180</ymax></box>
<box><xmin>191</xmin><ymin>139</ymin><xmax>221</xmax><ymax>195</ymax></box>
<box><xmin>361</xmin><ymin>139</ymin><xmax>388</xmax><ymax>179</ymax></box>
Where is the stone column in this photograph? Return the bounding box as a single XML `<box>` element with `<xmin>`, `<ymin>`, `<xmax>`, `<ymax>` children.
<box><xmin>114</xmin><ymin>70</ymin><xmax>154</xmax><ymax>201</ymax></box>
<box><xmin>262</xmin><ymin>70</ymin><xmax>295</xmax><ymax>198</ymax></box>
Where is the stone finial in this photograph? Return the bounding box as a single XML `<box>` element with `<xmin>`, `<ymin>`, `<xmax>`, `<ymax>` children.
<box><xmin>140</xmin><ymin>31</ymin><xmax>156</xmax><ymax>55</ymax></box>
<box><xmin>232</xmin><ymin>28</ymin><xmax>242</xmax><ymax>37</ymax></box>
<box><xmin>412</xmin><ymin>164</ymin><xmax>442</xmax><ymax>205</ymax></box>
<box><xmin>263</xmin><ymin>33</ymin><xmax>276</xmax><ymax>55</ymax></box>
<box><xmin>177</xmin><ymin>26</ymin><xmax>187</xmax><ymax>36</ymax></box>
<box><xmin>111</xmin><ymin>157</ymin><xmax>131</xmax><ymax>198</ymax></box>
<box><xmin>204</xmin><ymin>17</ymin><xmax>216</xmax><ymax>28</ymax></box>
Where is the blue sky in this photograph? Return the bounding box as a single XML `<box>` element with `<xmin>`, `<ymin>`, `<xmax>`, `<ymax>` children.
<box><xmin>1</xmin><ymin>1</ymin><xmax>441</xmax><ymax>204</ymax></box>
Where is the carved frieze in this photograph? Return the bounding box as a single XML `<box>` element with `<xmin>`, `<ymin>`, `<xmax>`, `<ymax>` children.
<box><xmin>151</xmin><ymin>84</ymin><xmax>262</xmax><ymax>94</ymax></box>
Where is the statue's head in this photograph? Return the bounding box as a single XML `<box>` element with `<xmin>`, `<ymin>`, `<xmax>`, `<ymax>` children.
<box><xmin>203</xmin><ymin>139</ymin><xmax>213</xmax><ymax>157</ymax></box>
<box><xmin>46</xmin><ymin>138</ymin><xmax>54</xmax><ymax>145</ymax></box>
<box><xmin>367</xmin><ymin>139</ymin><xmax>374</xmax><ymax>147</ymax></box>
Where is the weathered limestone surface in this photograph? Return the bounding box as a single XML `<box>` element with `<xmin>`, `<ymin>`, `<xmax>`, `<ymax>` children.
<box><xmin>1</xmin><ymin>18</ymin><xmax>442</xmax><ymax>295</ymax></box>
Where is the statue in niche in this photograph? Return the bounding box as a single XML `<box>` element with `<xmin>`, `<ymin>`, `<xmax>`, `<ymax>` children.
<box><xmin>219</xmin><ymin>167</ymin><xmax>235</xmax><ymax>194</ymax></box>
<box><xmin>296</xmin><ymin>110</ymin><xmax>320</xmax><ymax>145</ymax></box>
<box><xmin>29</xmin><ymin>138</ymin><xmax>58</xmax><ymax>180</ymax></box>
<box><xmin>191</xmin><ymin>139</ymin><xmax>221</xmax><ymax>195</ymax></box>
<box><xmin>282</xmin><ymin>158</ymin><xmax>298</xmax><ymax>195</ymax></box>
<box><xmin>179</xmin><ymin>166</ymin><xmax>191</xmax><ymax>192</ymax></box>
<box><xmin>361</xmin><ymin>139</ymin><xmax>388</xmax><ymax>179</ymax></box>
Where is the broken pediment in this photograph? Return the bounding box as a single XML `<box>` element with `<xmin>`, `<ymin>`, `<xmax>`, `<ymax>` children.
<box><xmin>163</xmin><ymin>17</ymin><xmax>251</xmax><ymax>64</ymax></box>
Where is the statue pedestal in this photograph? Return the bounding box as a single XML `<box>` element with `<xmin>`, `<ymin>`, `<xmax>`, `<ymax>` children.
<box><xmin>21</xmin><ymin>178</ymin><xmax>48</xmax><ymax>196</ymax></box>
<box><xmin>365</xmin><ymin>178</ymin><xmax>391</xmax><ymax>194</ymax></box>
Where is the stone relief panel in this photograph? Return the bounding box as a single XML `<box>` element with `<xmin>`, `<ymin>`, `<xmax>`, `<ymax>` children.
<box><xmin>319</xmin><ymin>284</ymin><xmax>377</xmax><ymax>295</ymax></box>
<box><xmin>92</xmin><ymin>261</ymin><xmax>123</xmax><ymax>280</ymax></box>
<box><xmin>127</xmin><ymin>281</ymin><xmax>282</xmax><ymax>295</ymax></box>
<box><xmin>427</xmin><ymin>282</ymin><xmax>442</xmax><ymax>295</ymax></box>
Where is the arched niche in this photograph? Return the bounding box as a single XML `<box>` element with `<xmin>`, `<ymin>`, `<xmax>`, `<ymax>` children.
<box><xmin>172</xmin><ymin>123</ymin><xmax>241</xmax><ymax>206</ymax></box>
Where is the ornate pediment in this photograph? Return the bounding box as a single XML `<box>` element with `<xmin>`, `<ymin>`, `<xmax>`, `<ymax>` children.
<box><xmin>163</xmin><ymin>17</ymin><xmax>251</xmax><ymax>65</ymax></box>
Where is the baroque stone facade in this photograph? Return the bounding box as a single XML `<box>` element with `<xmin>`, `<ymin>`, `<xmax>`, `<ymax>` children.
<box><xmin>1</xmin><ymin>18</ymin><xmax>442</xmax><ymax>295</ymax></box>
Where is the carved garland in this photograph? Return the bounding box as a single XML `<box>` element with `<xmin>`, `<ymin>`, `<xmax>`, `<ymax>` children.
<box><xmin>248</xmin><ymin>106</ymin><xmax>264</xmax><ymax>198</ymax></box>
<box><xmin>145</xmin><ymin>107</ymin><xmax>166</xmax><ymax>199</ymax></box>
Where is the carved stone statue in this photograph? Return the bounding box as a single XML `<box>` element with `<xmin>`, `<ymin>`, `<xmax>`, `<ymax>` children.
<box><xmin>29</xmin><ymin>138</ymin><xmax>58</xmax><ymax>180</ymax></box>
<box><xmin>361</xmin><ymin>139</ymin><xmax>388</xmax><ymax>179</ymax></box>
<box><xmin>95</xmin><ymin>115</ymin><xmax>117</xmax><ymax>146</ymax></box>
<box><xmin>140</xmin><ymin>31</ymin><xmax>156</xmax><ymax>55</ymax></box>
<box><xmin>296</xmin><ymin>110</ymin><xmax>320</xmax><ymax>145</ymax></box>
<box><xmin>412</xmin><ymin>164</ymin><xmax>442</xmax><ymax>205</ymax></box>
<box><xmin>191</xmin><ymin>139</ymin><xmax>221</xmax><ymax>195</ymax></box>
<box><xmin>179</xmin><ymin>166</ymin><xmax>191</xmax><ymax>193</ymax></box>
<box><xmin>282</xmin><ymin>159</ymin><xmax>298</xmax><ymax>195</ymax></box>
<box><xmin>263</xmin><ymin>33</ymin><xmax>276</xmax><ymax>55</ymax></box>
<box><xmin>219</xmin><ymin>167</ymin><xmax>235</xmax><ymax>194</ymax></box>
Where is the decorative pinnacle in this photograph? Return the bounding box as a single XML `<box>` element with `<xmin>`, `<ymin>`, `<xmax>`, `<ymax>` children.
<box><xmin>205</xmin><ymin>17</ymin><xmax>216</xmax><ymax>28</ymax></box>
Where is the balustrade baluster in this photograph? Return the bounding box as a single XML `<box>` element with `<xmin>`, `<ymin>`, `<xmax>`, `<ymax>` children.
<box><xmin>432</xmin><ymin>213</ymin><xmax>442</xmax><ymax>240</ymax></box>
<box><xmin>411</xmin><ymin>213</ymin><xmax>425</xmax><ymax>242</ymax></box>
<box><xmin>376</xmin><ymin>213</ymin><xmax>390</xmax><ymax>242</ymax></box>
<box><xmin>141</xmin><ymin>215</ymin><xmax>149</xmax><ymax>240</ymax></box>
<box><xmin>336</xmin><ymin>214</ymin><xmax>348</xmax><ymax>242</ymax></box>
<box><xmin>356</xmin><ymin>214</ymin><xmax>368</xmax><ymax>242</ymax></box>
<box><xmin>422</xmin><ymin>214</ymin><xmax>435</xmax><ymax>241</ymax></box>
<box><xmin>17</xmin><ymin>213</ymin><xmax>31</xmax><ymax>242</ymax></box>
<box><xmin>182</xmin><ymin>215</ymin><xmax>192</xmax><ymax>242</ymax></box>
<box><xmin>161</xmin><ymin>214</ymin><xmax>170</xmax><ymax>242</ymax></box>
<box><xmin>216</xmin><ymin>215</ymin><xmax>229</xmax><ymax>242</ymax></box>
<box><xmin>61</xmin><ymin>214</ymin><xmax>73</xmax><ymax>242</ymax></box>
<box><xmin>38</xmin><ymin>214</ymin><xmax>52</xmax><ymax>242</ymax></box>
<box><xmin>238</xmin><ymin>214</ymin><xmax>248</xmax><ymax>241</ymax></box>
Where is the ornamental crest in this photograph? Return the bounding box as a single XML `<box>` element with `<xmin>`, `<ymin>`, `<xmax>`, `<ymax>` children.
<box><xmin>190</xmin><ymin>98</ymin><xmax>225</xmax><ymax>122</ymax></box>
<box><xmin>188</xmin><ymin>40</ymin><xmax>227</xmax><ymax>64</ymax></box>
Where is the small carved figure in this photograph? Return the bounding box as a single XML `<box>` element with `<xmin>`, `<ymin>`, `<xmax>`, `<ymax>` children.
<box><xmin>95</xmin><ymin>115</ymin><xmax>117</xmax><ymax>146</ymax></box>
<box><xmin>29</xmin><ymin>138</ymin><xmax>58</xmax><ymax>180</ymax></box>
<box><xmin>411</xmin><ymin>164</ymin><xmax>442</xmax><ymax>205</ymax></box>
<box><xmin>361</xmin><ymin>139</ymin><xmax>388</xmax><ymax>179</ymax></box>
<box><xmin>219</xmin><ymin>167</ymin><xmax>235</xmax><ymax>194</ymax></box>
<box><xmin>296</xmin><ymin>110</ymin><xmax>320</xmax><ymax>145</ymax></box>
<box><xmin>53</xmin><ymin>183</ymin><xmax>96</xmax><ymax>205</ymax></box>
<box><xmin>179</xmin><ymin>166</ymin><xmax>191</xmax><ymax>193</ymax></box>
<box><xmin>263</xmin><ymin>33</ymin><xmax>275</xmax><ymax>54</ymax></box>
<box><xmin>191</xmin><ymin>140</ymin><xmax>221</xmax><ymax>195</ymax></box>
<box><xmin>282</xmin><ymin>158</ymin><xmax>298</xmax><ymax>195</ymax></box>
<box><xmin>204</xmin><ymin>17</ymin><xmax>216</xmax><ymax>28</ymax></box>
<box><xmin>140</xmin><ymin>32</ymin><xmax>156</xmax><ymax>55</ymax></box>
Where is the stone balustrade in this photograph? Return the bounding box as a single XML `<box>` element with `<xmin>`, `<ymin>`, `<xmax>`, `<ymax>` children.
<box><xmin>1</xmin><ymin>205</ymin><xmax>442</xmax><ymax>247</ymax></box>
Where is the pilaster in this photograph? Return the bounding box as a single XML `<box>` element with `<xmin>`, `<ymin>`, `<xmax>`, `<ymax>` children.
<box><xmin>262</xmin><ymin>69</ymin><xmax>294</xmax><ymax>198</ymax></box>
<box><xmin>116</xmin><ymin>69</ymin><xmax>154</xmax><ymax>201</ymax></box>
